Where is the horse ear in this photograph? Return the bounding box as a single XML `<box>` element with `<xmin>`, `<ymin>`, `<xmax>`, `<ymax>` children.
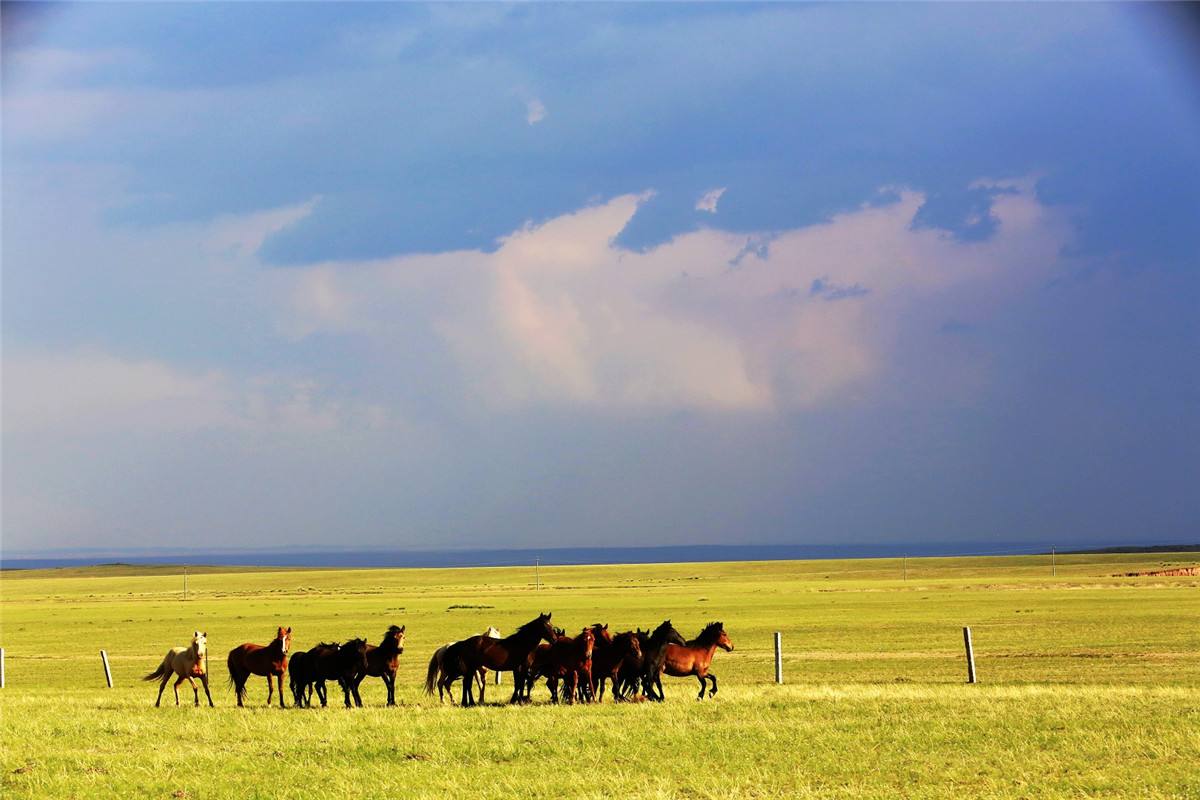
<box><xmin>286</xmin><ymin>627</ymin><xmax>292</xmax><ymax>634</ymax></box>
<box><xmin>399</xmin><ymin>625</ymin><xmax>406</xmax><ymax>633</ymax></box>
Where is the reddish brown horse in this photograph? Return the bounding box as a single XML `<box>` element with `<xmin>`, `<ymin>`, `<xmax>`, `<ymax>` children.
<box><xmin>350</xmin><ymin>624</ymin><xmax>405</xmax><ymax>706</ymax></box>
<box><xmin>662</xmin><ymin>621</ymin><xmax>733</xmax><ymax>700</ymax></box>
<box><xmin>227</xmin><ymin>626</ymin><xmax>292</xmax><ymax>708</ymax></box>
<box><xmin>529</xmin><ymin>627</ymin><xmax>595</xmax><ymax>704</ymax></box>
<box><xmin>590</xmin><ymin>624</ymin><xmax>642</xmax><ymax>702</ymax></box>
<box><xmin>428</xmin><ymin>613</ymin><xmax>556</xmax><ymax>706</ymax></box>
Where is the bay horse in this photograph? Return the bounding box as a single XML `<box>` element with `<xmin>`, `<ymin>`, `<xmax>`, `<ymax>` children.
<box><xmin>227</xmin><ymin>626</ymin><xmax>291</xmax><ymax>708</ymax></box>
<box><xmin>430</xmin><ymin>625</ymin><xmax>501</xmax><ymax>703</ymax></box>
<box><xmin>637</xmin><ymin>619</ymin><xmax>688</xmax><ymax>702</ymax></box>
<box><xmin>591</xmin><ymin>625</ymin><xmax>641</xmax><ymax>702</ymax></box>
<box><xmin>144</xmin><ymin>630</ymin><xmax>214</xmax><ymax>707</ymax></box>
<box><xmin>428</xmin><ymin>613</ymin><xmax>556</xmax><ymax>706</ymax></box>
<box><xmin>287</xmin><ymin>642</ymin><xmax>336</xmax><ymax>708</ymax></box>
<box><xmin>350</xmin><ymin>625</ymin><xmax>406</xmax><ymax>706</ymax></box>
<box><xmin>662</xmin><ymin>621</ymin><xmax>734</xmax><ymax>700</ymax></box>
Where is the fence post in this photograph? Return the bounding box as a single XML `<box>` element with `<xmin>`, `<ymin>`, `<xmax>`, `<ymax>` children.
<box><xmin>1</xmin><ymin>648</ymin><xmax>5</xmax><ymax>688</ymax></box>
<box><xmin>100</xmin><ymin>649</ymin><xmax>113</xmax><ymax>688</ymax></box>
<box><xmin>495</xmin><ymin>669</ymin><xmax>501</xmax><ymax>686</ymax></box>
<box><xmin>962</xmin><ymin>627</ymin><xmax>977</xmax><ymax>684</ymax></box>
<box><xmin>774</xmin><ymin>631</ymin><xmax>783</xmax><ymax>684</ymax></box>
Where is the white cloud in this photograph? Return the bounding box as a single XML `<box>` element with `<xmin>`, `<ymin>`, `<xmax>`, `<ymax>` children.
<box><xmin>525</xmin><ymin>97</ymin><xmax>547</xmax><ymax>125</ymax></box>
<box><xmin>2</xmin><ymin>349</ymin><xmax>394</xmax><ymax>437</ymax></box>
<box><xmin>278</xmin><ymin>178</ymin><xmax>1073</xmax><ymax>412</ymax></box>
<box><xmin>696</xmin><ymin>187</ymin><xmax>726</xmax><ymax>213</ymax></box>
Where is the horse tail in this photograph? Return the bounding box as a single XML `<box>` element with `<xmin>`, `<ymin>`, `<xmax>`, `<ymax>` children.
<box><xmin>424</xmin><ymin>650</ymin><xmax>441</xmax><ymax>696</ymax></box>
<box><xmin>143</xmin><ymin>656</ymin><xmax>170</xmax><ymax>682</ymax></box>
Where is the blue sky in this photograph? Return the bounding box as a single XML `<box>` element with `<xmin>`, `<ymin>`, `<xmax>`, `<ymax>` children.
<box><xmin>3</xmin><ymin>3</ymin><xmax>1198</xmax><ymax>554</ymax></box>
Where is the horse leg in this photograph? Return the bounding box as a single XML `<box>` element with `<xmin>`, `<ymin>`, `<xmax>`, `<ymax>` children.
<box><xmin>155</xmin><ymin>674</ymin><xmax>169</xmax><ymax>707</ymax></box>
<box><xmin>173</xmin><ymin>675</ymin><xmax>184</xmax><ymax>705</ymax></box>
<box><xmin>381</xmin><ymin>673</ymin><xmax>393</xmax><ymax>707</ymax></box>
<box><xmin>202</xmin><ymin>673</ymin><xmax>214</xmax><ymax>707</ymax></box>
<box><xmin>342</xmin><ymin>678</ymin><xmax>353</xmax><ymax>709</ymax></box>
<box><xmin>709</xmin><ymin>673</ymin><xmax>718</xmax><ymax>697</ymax></box>
<box><xmin>187</xmin><ymin>676</ymin><xmax>200</xmax><ymax>706</ymax></box>
<box><xmin>461</xmin><ymin>672</ymin><xmax>472</xmax><ymax>707</ymax></box>
<box><xmin>695</xmin><ymin>674</ymin><xmax>706</xmax><ymax>701</ymax></box>
<box><xmin>266</xmin><ymin>675</ymin><xmax>274</xmax><ymax>706</ymax></box>
<box><xmin>277</xmin><ymin>673</ymin><xmax>287</xmax><ymax>708</ymax></box>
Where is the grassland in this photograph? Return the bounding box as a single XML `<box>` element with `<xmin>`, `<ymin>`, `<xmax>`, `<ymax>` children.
<box><xmin>1</xmin><ymin>552</ymin><xmax>1198</xmax><ymax>798</ymax></box>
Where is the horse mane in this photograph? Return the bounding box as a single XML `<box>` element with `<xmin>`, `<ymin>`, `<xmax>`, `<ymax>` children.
<box><xmin>317</xmin><ymin>641</ymin><xmax>341</xmax><ymax>649</ymax></box>
<box><xmin>692</xmin><ymin>622</ymin><xmax>724</xmax><ymax>646</ymax></box>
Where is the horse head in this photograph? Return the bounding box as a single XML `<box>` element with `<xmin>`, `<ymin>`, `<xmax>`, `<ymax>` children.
<box><xmin>484</xmin><ymin>626</ymin><xmax>502</xmax><ymax>638</ymax></box>
<box><xmin>192</xmin><ymin>630</ymin><xmax>207</xmax><ymax>656</ymax></box>
<box><xmin>346</xmin><ymin>638</ymin><xmax>370</xmax><ymax>672</ymax></box>
<box><xmin>386</xmin><ymin>625</ymin><xmax>406</xmax><ymax>654</ymax></box>
<box><xmin>652</xmin><ymin>619</ymin><xmax>687</xmax><ymax>648</ymax></box>
<box><xmin>277</xmin><ymin>626</ymin><xmax>292</xmax><ymax>654</ymax></box>
<box><xmin>714</xmin><ymin>622</ymin><xmax>733</xmax><ymax>652</ymax></box>
<box><xmin>590</xmin><ymin>623</ymin><xmax>613</xmax><ymax>645</ymax></box>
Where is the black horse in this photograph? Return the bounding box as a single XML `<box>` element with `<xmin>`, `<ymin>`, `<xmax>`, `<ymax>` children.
<box><xmin>630</xmin><ymin>620</ymin><xmax>687</xmax><ymax>701</ymax></box>
<box><xmin>350</xmin><ymin>625</ymin><xmax>406</xmax><ymax>707</ymax></box>
<box><xmin>290</xmin><ymin>640</ymin><xmax>370</xmax><ymax>708</ymax></box>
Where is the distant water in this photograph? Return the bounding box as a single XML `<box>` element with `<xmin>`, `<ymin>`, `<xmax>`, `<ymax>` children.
<box><xmin>0</xmin><ymin>542</ymin><xmax>1065</xmax><ymax>570</ymax></box>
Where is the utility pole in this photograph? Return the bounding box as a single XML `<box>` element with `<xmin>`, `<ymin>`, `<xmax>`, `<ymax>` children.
<box><xmin>535</xmin><ymin>558</ymin><xmax>540</xmax><ymax>591</ymax></box>
<box><xmin>184</xmin><ymin>567</ymin><xmax>189</xmax><ymax>601</ymax></box>
<box><xmin>1051</xmin><ymin>547</ymin><xmax>1056</xmax><ymax>578</ymax></box>
<box><xmin>902</xmin><ymin>555</ymin><xmax>908</xmax><ymax>582</ymax></box>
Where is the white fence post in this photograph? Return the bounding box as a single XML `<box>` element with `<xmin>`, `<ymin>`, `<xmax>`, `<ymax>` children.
<box><xmin>100</xmin><ymin>649</ymin><xmax>113</xmax><ymax>688</ymax></box>
<box><xmin>1</xmin><ymin>648</ymin><xmax>5</xmax><ymax>688</ymax></box>
<box><xmin>963</xmin><ymin>627</ymin><xmax>977</xmax><ymax>684</ymax></box>
<box><xmin>774</xmin><ymin>631</ymin><xmax>783</xmax><ymax>684</ymax></box>
<box><xmin>495</xmin><ymin>669</ymin><xmax>501</xmax><ymax>686</ymax></box>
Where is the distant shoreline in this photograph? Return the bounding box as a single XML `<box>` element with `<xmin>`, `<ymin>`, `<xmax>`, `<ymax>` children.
<box><xmin>3</xmin><ymin>542</ymin><xmax>1196</xmax><ymax>571</ymax></box>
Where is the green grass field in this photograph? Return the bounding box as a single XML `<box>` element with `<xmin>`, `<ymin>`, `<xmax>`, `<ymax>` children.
<box><xmin>2</xmin><ymin>553</ymin><xmax>1198</xmax><ymax>798</ymax></box>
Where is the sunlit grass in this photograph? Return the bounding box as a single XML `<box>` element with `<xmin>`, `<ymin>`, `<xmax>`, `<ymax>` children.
<box><xmin>2</xmin><ymin>554</ymin><xmax>1198</xmax><ymax>797</ymax></box>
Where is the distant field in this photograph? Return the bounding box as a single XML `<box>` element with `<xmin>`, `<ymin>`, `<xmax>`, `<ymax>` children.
<box><xmin>2</xmin><ymin>553</ymin><xmax>1198</xmax><ymax>798</ymax></box>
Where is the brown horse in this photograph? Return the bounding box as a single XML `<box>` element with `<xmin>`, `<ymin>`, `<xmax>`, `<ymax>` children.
<box><xmin>428</xmin><ymin>613</ymin><xmax>556</xmax><ymax>706</ymax></box>
<box><xmin>350</xmin><ymin>624</ymin><xmax>405</xmax><ymax>706</ymax></box>
<box><xmin>591</xmin><ymin>625</ymin><xmax>641</xmax><ymax>702</ymax></box>
<box><xmin>227</xmin><ymin>626</ymin><xmax>291</xmax><ymax>708</ymax></box>
<box><xmin>662</xmin><ymin>621</ymin><xmax>734</xmax><ymax>700</ymax></box>
<box><xmin>144</xmin><ymin>630</ymin><xmax>213</xmax><ymax>707</ymax></box>
<box><xmin>528</xmin><ymin>627</ymin><xmax>595</xmax><ymax>704</ymax></box>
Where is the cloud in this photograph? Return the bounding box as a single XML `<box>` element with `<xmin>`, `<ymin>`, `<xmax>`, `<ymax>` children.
<box><xmin>695</xmin><ymin>187</ymin><xmax>726</xmax><ymax>213</ymax></box>
<box><xmin>278</xmin><ymin>177</ymin><xmax>1073</xmax><ymax>412</ymax></box>
<box><xmin>2</xmin><ymin>349</ymin><xmax>395</xmax><ymax>437</ymax></box>
<box><xmin>525</xmin><ymin>97</ymin><xmax>547</xmax><ymax>125</ymax></box>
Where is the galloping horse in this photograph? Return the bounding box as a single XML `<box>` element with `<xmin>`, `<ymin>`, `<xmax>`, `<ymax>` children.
<box><xmin>636</xmin><ymin>619</ymin><xmax>688</xmax><ymax>701</ymax></box>
<box><xmin>662</xmin><ymin>621</ymin><xmax>734</xmax><ymax>700</ymax></box>
<box><xmin>429</xmin><ymin>626</ymin><xmax>500</xmax><ymax>703</ymax></box>
<box><xmin>591</xmin><ymin>625</ymin><xmax>641</xmax><ymax>702</ymax></box>
<box><xmin>144</xmin><ymin>630</ymin><xmax>214</xmax><ymax>707</ymax></box>
<box><xmin>350</xmin><ymin>625</ymin><xmax>406</xmax><ymax>707</ymax></box>
<box><xmin>227</xmin><ymin>626</ymin><xmax>291</xmax><ymax>708</ymax></box>
<box><xmin>429</xmin><ymin>613</ymin><xmax>557</xmax><ymax>706</ymax></box>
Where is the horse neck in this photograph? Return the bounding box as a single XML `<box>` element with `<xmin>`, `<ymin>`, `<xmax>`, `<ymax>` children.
<box><xmin>377</xmin><ymin>635</ymin><xmax>398</xmax><ymax>655</ymax></box>
<box><xmin>506</xmin><ymin>625</ymin><xmax>545</xmax><ymax>650</ymax></box>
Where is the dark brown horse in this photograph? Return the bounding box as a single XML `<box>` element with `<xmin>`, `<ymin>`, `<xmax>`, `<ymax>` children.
<box><xmin>662</xmin><ymin>621</ymin><xmax>734</xmax><ymax>700</ymax></box>
<box><xmin>591</xmin><ymin>625</ymin><xmax>641</xmax><ymax>702</ymax></box>
<box><xmin>227</xmin><ymin>626</ymin><xmax>291</xmax><ymax>708</ymax></box>
<box><xmin>350</xmin><ymin>624</ymin><xmax>405</xmax><ymax>706</ymax></box>
<box><xmin>287</xmin><ymin>642</ymin><xmax>336</xmax><ymax>708</ymax></box>
<box><xmin>427</xmin><ymin>613</ymin><xmax>556</xmax><ymax>706</ymax></box>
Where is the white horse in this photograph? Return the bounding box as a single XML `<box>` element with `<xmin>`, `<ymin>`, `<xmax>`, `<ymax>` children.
<box><xmin>432</xmin><ymin>626</ymin><xmax>501</xmax><ymax>702</ymax></box>
<box><xmin>143</xmin><ymin>630</ymin><xmax>214</xmax><ymax>707</ymax></box>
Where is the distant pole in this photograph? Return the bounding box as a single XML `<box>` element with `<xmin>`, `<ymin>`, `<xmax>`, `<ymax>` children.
<box><xmin>962</xmin><ymin>627</ymin><xmax>977</xmax><ymax>684</ymax></box>
<box><xmin>1051</xmin><ymin>547</ymin><xmax>1056</xmax><ymax>577</ymax></box>
<box><xmin>1</xmin><ymin>648</ymin><xmax>6</xmax><ymax>688</ymax></box>
<box><xmin>902</xmin><ymin>555</ymin><xmax>908</xmax><ymax>582</ymax></box>
<box><xmin>100</xmin><ymin>649</ymin><xmax>113</xmax><ymax>688</ymax></box>
<box><xmin>773</xmin><ymin>632</ymin><xmax>783</xmax><ymax>684</ymax></box>
<box><xmin>184</xmin><ymin>567</ymin><xmax>189</xmax><ymax>601</ymax></box>
<box><xmin>535</xmin><ymin>558</ymin><xmax>540</xmax><ymax>591</ymax></box>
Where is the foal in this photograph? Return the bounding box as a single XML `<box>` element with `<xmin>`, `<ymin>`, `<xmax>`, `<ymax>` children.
<box><xmin>227</xmin><ymin>626</ymin><xmax>291</xmax><ymax>708</ymax></box>
<box><xmin>144</xmin><ymin>630</ymin><xmax>214</xmax><ymax>707</ymax></box>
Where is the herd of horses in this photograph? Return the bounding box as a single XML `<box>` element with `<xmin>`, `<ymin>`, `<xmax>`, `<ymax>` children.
<box><xmin>143</xmin><ymin>614</ymin><xmax>733</xmax><ymax>707</ymax></box>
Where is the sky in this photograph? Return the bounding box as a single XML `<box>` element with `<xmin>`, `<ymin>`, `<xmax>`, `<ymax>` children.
<box><xmin>3</xmin><ymin>3</ymin><xmax>1198</xmax><ymax>555</ymax></box>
